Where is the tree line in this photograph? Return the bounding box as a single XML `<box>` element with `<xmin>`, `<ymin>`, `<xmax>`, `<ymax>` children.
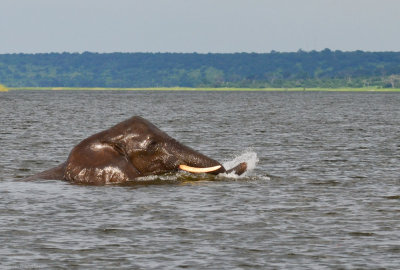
<box><xmin>1</xmin><ymin>49</ymin><xmax>400</xmax><ymax>88</ymax></box>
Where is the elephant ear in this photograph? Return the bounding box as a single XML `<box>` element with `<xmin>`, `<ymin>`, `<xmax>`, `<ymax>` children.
<box><xmin>64</xmin><ymin>141</ymin><xmax>140</xmax><ymax>184</ymax></box>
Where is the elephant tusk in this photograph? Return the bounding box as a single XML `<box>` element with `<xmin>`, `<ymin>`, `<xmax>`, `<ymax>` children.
<box><xmin>179</xmin><ymin>164</ymin><xmax>222</xmax><ymax>174</ymax></box>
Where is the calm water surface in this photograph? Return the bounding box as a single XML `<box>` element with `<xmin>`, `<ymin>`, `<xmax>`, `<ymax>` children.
<box><xmin>0</xmin><ymin>90</ymin><xmax>399</xmax><ymax>269</ymax></box>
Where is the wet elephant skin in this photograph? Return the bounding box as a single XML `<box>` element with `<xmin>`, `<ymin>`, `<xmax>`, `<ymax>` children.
<box><xmin>25</xmin><ymin>116</ymin><xmax>247</xmax><ymax>184</ymax></box>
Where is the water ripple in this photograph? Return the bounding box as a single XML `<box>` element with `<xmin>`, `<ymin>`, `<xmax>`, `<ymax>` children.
<box><xmin>1</xmin><ymin>91</ymin><xmax>400</xmax><ymax>269</ymax></box>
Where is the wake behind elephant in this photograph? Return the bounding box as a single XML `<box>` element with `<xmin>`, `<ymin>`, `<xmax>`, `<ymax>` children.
<box><xmin>26</xmin><ymin>116</ymin><xmax>247</xmax><ymax>184</ymax></box>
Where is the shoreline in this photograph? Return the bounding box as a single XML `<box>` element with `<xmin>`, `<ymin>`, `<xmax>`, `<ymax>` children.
<box><xmin>6</xmin><ymin>87</ymin><xmax>400</xmax><ymax>92</ymax></box>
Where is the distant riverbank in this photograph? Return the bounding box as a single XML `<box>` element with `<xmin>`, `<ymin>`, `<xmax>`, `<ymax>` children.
<box><xmin>7</xmin><ymin>87</ymin><xmax>400</xmax><ymax>92</ymax></box>
<box><xmin>2</xmin><ymin>51</ymin><xmax>400</xmax><ymax>89</ymax></box>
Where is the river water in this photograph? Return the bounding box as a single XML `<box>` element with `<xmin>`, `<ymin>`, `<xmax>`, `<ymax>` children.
<box><xmin>0</xmin><ymin>90</ymin><xmax>399</xmax><ymax>269</ymax></box>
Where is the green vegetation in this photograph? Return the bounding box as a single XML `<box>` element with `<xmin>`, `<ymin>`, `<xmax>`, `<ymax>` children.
<box><xmin>0</xmin><ymin>84</ymin><xmax>8</xmax><ymax>91</ymax></box>
<box><xmin>1</xmin><ymin>50</ymin><xmax>400</xmax><ymax>89</ymax></box>
<box><xmin>9</xmin><ymin>87</ymin><xmax>400</xmax><ymax>92</ymax></box>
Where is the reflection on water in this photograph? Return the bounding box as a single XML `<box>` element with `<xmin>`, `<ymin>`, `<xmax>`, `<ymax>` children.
<box><xmin>1</xmin><ymin>90</ymin><xmax>400</xmax><ymax>269</ymax></box>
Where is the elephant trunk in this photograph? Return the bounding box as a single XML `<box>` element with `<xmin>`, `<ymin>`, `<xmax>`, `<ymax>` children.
<box><xmin>166</xmin><ymin>140</ymin><xmax>226</xmax><ymax>174</ymax></box>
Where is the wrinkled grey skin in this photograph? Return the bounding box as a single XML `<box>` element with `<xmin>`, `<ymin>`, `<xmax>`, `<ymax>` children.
<box><xmin>25</xmin><ymin>116</ymin><xmax>246</xmax><ymax>184</ymax></box>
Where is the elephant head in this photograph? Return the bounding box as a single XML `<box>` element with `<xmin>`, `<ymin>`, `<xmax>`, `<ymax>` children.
<box><xmin>62</xmin><ymin>116</ymin><xmax>246</xmax><ymax>184</ymax></box>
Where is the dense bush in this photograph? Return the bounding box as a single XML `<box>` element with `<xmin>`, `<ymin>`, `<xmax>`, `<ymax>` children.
<box><xmin>1</xmin><ymin>50</ymin><xmax>399</xmax><ymax>88</ymax></box>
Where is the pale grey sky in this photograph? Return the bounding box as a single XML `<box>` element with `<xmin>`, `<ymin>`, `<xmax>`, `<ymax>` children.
<box><xmin>1</xmin><ymin>0</ymin><xmax>399</xmax><ymax>53</ymax></box>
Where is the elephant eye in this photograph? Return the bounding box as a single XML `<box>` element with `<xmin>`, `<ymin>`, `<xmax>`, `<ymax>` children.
<box><xmin>147</xmin><ymin>140</ymin><xmax>158</xmax><ymax>151</ymax></box>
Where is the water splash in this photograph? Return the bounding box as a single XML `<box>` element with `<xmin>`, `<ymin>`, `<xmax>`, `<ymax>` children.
<box><xmin>222</xmin><ymin>150</ymin><xmax>259</xmax><ymax>178</ymax></box>
<box><xmin>129</xmin><ymin>150</ymin><xmax>261</xmax><ymax>184</ymax></box>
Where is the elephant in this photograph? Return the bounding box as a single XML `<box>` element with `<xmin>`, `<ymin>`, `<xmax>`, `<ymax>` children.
<box><xmin>25</xmin><ymin>116</ymin><xmax>247</xmax><ymax>184</ymax></box>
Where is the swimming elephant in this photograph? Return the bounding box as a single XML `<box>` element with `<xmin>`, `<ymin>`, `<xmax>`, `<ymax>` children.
<box><xmin>26</xmin><ymin>116</ymin><xmax>247</xmax><ymax>184</ymax></box>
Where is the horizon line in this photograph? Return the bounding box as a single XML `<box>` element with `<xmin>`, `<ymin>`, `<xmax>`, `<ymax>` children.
<box><xmin>1</xmin><ymin>49</ymin><xmax>400</xmax><ymax>55</ymax></box>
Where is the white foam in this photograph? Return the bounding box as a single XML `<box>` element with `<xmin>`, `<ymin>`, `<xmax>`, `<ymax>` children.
<box><xmin>134</xmin><ymin>174</ymin><xmax>176</xmax><ymax>182</ymax></box>
<box><xmin>222</xmin><ymin>150</ymin><xmax>259</xmax><ymax>178</ymax></box>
